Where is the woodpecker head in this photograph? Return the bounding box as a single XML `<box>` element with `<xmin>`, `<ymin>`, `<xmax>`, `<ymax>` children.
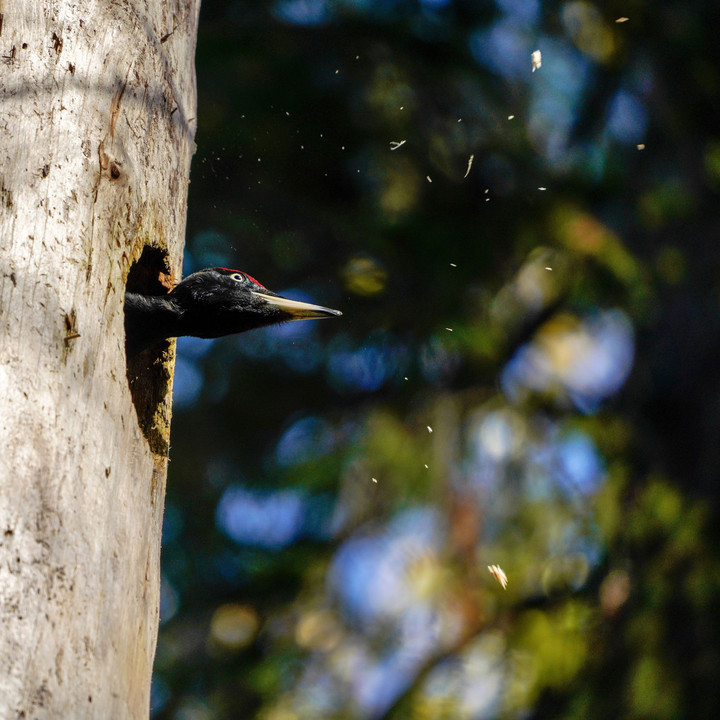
<box><xmin>125</xmin><ymin>266</ymin><xmax>342</xmax><ymax>357</ymax></box>
<box><xmin>169</xmin><ymin>267</ymin><xmax>342</xmax><ymax>339</ymax></box>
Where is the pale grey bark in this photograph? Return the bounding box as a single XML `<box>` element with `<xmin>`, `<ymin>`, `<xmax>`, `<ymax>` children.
<box><xmin>0</xmin><ymin>1</ymin><xmax>200</xmax><ymax>718</ymax></box>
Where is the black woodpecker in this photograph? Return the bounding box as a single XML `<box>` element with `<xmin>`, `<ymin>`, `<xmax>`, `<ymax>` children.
<box><xmin>125</xmin><ymin>267</ymin><xmax>342</xmax><ymax>357</ymax></box>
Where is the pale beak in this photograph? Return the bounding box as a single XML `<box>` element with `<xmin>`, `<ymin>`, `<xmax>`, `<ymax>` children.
<box><xmin>253</xmin><ymin>291</ymin><xmax>342</xmax><ymax>320</ymax></box>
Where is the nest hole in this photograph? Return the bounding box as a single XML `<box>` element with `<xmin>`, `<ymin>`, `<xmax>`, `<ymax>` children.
<box><xmin>125</xmin><ymin>246</ymin><xmax>176</xmax><ymax>457</ymax></box>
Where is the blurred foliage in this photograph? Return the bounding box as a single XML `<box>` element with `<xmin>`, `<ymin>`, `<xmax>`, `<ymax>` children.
<box><xmin>154</xmin><ymin>1</ymin><xmax>720</xmax><ymax>719</ymax></box>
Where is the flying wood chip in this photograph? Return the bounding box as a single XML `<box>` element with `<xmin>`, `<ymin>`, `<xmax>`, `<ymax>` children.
<box><xmin>531</xmin><ymin>50</ymin><xmax>542</xmax><ymax>72</ymax></box>
<box><xmin>464</xmin><ymin>154</ymin><xmax>474</xmax><ymax>178</ymax></box>
<box><xmin>488</xmin><ymin>564</ymin><xmax>508</xmax><ymax>589</ymax></box>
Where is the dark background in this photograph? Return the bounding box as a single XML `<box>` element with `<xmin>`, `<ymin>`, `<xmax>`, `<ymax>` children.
<box><xmin>153</xmin><ymin>1</ymin><xmax>720</xmax><ymax>718</ymax></box>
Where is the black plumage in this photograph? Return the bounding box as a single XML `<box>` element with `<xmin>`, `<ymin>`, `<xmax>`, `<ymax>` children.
<box><xmin>125</xmin><ymin>267</ymin><xmax>341</xmax><ymax>357</ymax></box>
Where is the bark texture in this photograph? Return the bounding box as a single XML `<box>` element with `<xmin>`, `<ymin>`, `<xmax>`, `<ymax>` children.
<box><xmin>0</xmin><ymin>1</ymin><xmax>200</xmax><ymax>717</ymax></box>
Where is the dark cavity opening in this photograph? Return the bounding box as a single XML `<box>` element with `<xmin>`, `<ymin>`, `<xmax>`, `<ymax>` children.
<box><xmin>125</xmin><ymin>246</ymin><xmax>175</xmax><ymax>457</ymax></box>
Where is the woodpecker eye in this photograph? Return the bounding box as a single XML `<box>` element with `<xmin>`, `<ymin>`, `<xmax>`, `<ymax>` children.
<box><xmin>230</xmin><ymin>273</ymin><xmax>246</xmax><ymax>282</ymax></box>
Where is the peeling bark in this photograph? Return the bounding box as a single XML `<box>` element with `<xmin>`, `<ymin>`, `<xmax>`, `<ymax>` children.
<box><xmin>0</xmin><ymin>1</ymin><xmax>200</xmax><ymax>717</ymax></box>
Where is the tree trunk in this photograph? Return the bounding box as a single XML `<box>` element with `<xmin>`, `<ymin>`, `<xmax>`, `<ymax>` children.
<box><xmin>0</xmin><ymin>1</ymin><xmax>200</xmax><ymax>717</ymax></box>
